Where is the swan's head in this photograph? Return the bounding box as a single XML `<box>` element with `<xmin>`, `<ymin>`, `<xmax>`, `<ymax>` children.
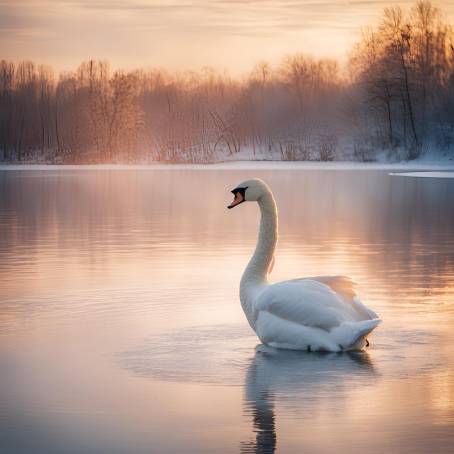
<box><xmin>227</xmin><ymin>178</ymin><xmax>271</xmax><ymax>209</ymax></box>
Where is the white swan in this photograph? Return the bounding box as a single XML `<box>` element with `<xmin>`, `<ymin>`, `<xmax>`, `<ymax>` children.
<box><xmin>228</xmin><ymin>178</ymin><xmax>381</xmax><ymax>352</ymax></box>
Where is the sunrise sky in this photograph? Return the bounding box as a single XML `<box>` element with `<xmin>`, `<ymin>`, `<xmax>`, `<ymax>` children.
<box><xmin>2</xmin><ymin>0</ymin><xmax>454</xmax><ymax>74</ymax></box>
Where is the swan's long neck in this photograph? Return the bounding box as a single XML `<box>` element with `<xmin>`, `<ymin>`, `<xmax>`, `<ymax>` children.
<box><xmin>240</xmin><ymin>191</ymin><xmax>278</xmax><ymax>326</ymax></box>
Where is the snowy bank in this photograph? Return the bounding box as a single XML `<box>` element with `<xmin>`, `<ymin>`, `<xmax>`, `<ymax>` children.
<box><xmin>1</xmin><ymin>158</ymin><xmax>454</xmax><ymax>172</ymax></box>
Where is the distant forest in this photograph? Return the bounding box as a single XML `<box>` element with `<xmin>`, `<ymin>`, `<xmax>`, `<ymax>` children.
<box><xmin>1</xmin><ymin>1</ymin><xmax>453</xmax><ymax>163</ymax></box>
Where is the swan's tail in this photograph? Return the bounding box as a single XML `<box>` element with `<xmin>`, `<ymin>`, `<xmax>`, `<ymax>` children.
<box><xmin>330</xmin><ymin>319</ymin><xmax>381</xmax><ymax>351</ymax></box>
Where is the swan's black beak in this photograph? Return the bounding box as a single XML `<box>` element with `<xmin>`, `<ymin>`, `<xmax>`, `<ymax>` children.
<box><xmin>227</xmin><ymin>188</ymin><xmax>246</xmax><ymax>209</ymax></box>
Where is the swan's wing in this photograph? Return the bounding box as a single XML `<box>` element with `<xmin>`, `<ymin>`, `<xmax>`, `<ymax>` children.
<box><xmin>289</xmin><ymin>275</ymin><xmax>356</xmax><ymax>300</ymax></box>
<box><xmin>256</xmin><ymin>279</ymin><xmax>350</xmax><ymax>331</ymax></box>
<box><xmin>290</xmin><ymin>275</ymin><xmax>378</xmax><ymax>320</ymax></box>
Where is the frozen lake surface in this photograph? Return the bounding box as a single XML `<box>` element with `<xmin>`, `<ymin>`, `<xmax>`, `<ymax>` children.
<box><xmin>1</xmin><ymin>166</ymin><xmax>454</xmax><ymax>453</ymax></box>
<box><xmin>390</xmin><ymin>171</ymin><xmax>454</xmax><ymax>178</ymax></box>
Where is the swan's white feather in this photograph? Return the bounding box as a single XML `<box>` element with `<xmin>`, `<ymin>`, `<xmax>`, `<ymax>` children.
<box><xmin>288</xmin><ymin>275</ymin><xmax>379</xmax><ymax>318</ymax></box>
<box><xmin>256</xmin><ymin>279</ymin><xmax>354</xmax><ymax>330</ymax></box>
<box><xmin>255</xmin><ymin>311</ymin><xmax>342</xmax><ymax>352</ymax></box>
<box><xmin>253</xmin><ymin>277</ymin><xmax>381</xmax><ymax>351</ymax></box>
<box><xmin>298</xmin><ymin>275</ymin><xmax>357</xmax><ymax>301</ymax></box>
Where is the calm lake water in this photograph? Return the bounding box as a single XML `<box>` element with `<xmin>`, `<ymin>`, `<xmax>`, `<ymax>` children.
<box><xmin>1</xmin><ymin>166</ymin><xmax>454</xmax><ymax>454</ymax></box>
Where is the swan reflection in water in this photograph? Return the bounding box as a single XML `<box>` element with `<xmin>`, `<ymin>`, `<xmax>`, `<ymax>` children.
<box><xmin>240</xmin><ymin>346</ymin><xmax>376</xmax><ymax>454</ymax></box>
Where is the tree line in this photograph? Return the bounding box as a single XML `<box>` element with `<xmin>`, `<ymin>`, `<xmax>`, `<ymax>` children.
<box><xmin>1</xmin><ymin>1</ymin><xmax>453</xmax><ymax>163</ymax></box>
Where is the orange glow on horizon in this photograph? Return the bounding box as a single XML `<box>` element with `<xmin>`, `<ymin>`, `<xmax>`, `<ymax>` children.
<box><xmin>2</xmin><ymin>1</ymin><xmax>454</xmax><ymax>75</ymax></box>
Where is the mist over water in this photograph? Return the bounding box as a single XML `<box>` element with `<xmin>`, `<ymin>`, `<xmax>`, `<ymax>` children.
<box><xmin>1</xmin><ymin>167</ymin><xmax>454</xmax><ymax>453</ymax></box>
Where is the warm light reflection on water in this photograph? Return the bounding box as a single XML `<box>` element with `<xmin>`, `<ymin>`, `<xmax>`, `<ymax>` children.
<box><xmin>0</xmin><ymin>168</ymin><xmax>454</xmax><ymax>453</ymax></box>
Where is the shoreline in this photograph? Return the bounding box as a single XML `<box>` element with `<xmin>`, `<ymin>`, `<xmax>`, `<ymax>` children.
<box><xmin>1</xmin><ymin>159</ymin><xmax>454</xmax><ymax>171</ymax></box>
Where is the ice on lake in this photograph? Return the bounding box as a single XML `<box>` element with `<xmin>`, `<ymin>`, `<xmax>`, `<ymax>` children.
<box><xmin>390</xmin><ymin>171</ymin><xmax>454</xmax><ymax>178</ymax></box>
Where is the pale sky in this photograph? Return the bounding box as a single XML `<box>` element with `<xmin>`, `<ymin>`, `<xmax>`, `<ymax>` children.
<box><xmin>1</xmin><ymin>0</ymin><xmax>454</xmax><ymax>74</ymax></box>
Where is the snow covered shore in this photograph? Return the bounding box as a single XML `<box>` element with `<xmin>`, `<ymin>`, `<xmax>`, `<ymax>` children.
<box><xmin>1</xmin><ymin>158</ymin><xmax>454</xmax><ymax>172</ymax></box>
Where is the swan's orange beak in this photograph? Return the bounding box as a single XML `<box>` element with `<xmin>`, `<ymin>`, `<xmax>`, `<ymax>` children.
<box><xmin>227</xmin><ymin>191</ymin><xmax>244</xmax><ymax>209</ymax></box>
